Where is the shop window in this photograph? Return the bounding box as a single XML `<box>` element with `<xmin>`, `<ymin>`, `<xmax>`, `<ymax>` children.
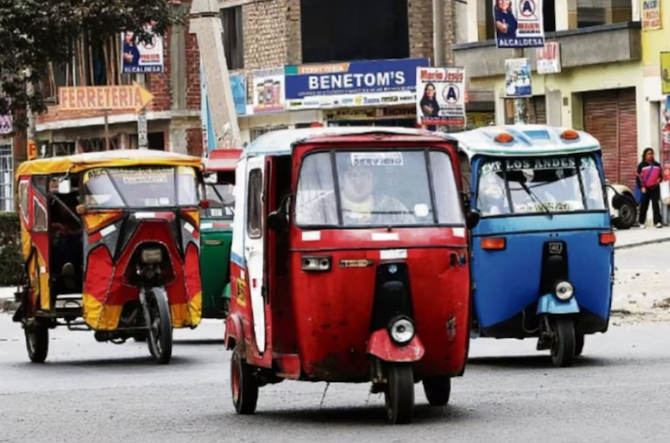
<box><xmin>33</xmin><ymin>198</ymin><xmax>48</xmax><ymax>232</ymax></box>
<box><xmin>221</xmin><ymin>6</ymin><xmax>244</xmax><ymax>70</ymax></box>
<box><xmin>486</xmin><ymin>0</ymin><xmax>555</xmax><ymax>40</ymax></box>
<box><xmin>247</xmin><ymin>169</ymin><xmax>263</xmax><ymax>239</ymax></box>
<box><xmin>0</xmin><ymin>144</ymin><xmax>13</xmax><ymax>212</ymax></box>
<box><xmin>301</xmin><ymin>0</ymin><xmax>409</xmax><ymax>63</ymax></box>
<box><xmin>577</xmin><ymin>0</ymin><xmax>631</xmax><ymax>28</ymax></box>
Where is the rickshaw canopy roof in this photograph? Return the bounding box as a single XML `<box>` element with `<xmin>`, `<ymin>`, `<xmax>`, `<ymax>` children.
<box><xmin>241</xmin><ymin>126</ymin><xmax>451</xmax><ymax>159</ymax></box>
<box><xmin>16</xmin><ymin>149</ymin><xmax>203</xmax><ymax>178</ymax></box>
<box><xmin>451</xmin><ymin>125</ymin><xmax>601</xmax><ymax>159</ymax></box>
<box><xmin>202</xmin><ymin>149</ymin><xmax>242</xmax><ymax>171</ymax></box>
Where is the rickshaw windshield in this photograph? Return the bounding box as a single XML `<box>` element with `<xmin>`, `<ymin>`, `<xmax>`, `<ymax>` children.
<box><xmin>83</xmin><ymin>166</ymin><xmax>199</xmax><ymax>208</ymax></box>
<box><xmin>203</xmin><ymin>183</ymin><xmax>235</xmax><ymax>218</ymax></box>
<box><xmin>295</xmin><ymin>149</ymin><xmax>464</xmax><ymax>227</ymax></box>
<box><xmin>476</xmin><ymin>154</ymin><xmax>606</xmax><ymax>217</ymax></box>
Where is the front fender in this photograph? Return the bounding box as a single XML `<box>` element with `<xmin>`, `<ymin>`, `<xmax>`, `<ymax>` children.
<box><xmin>366</xmin><ymin>329</ymin><xmax>425</xmax><ymax>362</ymax></box>
<box><xmin>225</xmin><ymin>313</ymin><xmax>244</xmax><ymax>352</ymax></box>
<box><xmin>536</xmin><ymin>293</ymin><xmax>580</xmax><ymax>315</ymax></box>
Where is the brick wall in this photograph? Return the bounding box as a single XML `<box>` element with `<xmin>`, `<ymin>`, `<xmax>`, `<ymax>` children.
<box><xmin>408</xmin><ymin>0</ymin><xmax>434</xmax><ymax>60</ymax></box>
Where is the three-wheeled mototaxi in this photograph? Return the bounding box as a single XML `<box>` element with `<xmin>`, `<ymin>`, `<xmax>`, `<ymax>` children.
<box><xmin>200</xmin><ymin>149</ymin><xmax>242</xmax><ymax>318</ymax></box>
<box><xmin>225</xmin><ymin>127</ymin><xmax>480</xmax><ymax>424</ymax></box>
<box><xmin>453</xmin><ymin>125</ymin><xmax>617</xmax><ymax>367</ymax></box>
<box><xmin>13</xmin><ymin>150</ymin><xmax>204</xmax><ymax>364</ymax></box>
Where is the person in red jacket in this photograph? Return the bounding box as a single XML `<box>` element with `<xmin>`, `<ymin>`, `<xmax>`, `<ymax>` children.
<box><xmin>637</xmin><ymin>147</ymin><xmax>663</xmax><ymax>228</ymax></box>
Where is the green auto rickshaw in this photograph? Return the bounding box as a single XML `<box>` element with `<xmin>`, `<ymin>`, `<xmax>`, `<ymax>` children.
<box><xmin>200</xmin><ymin>149</ymin><xmax>241</xmax><ymax>318</ymax></box>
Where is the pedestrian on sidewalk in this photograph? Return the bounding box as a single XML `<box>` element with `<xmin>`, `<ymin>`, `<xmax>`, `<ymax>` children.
<box><xmin>636</xmin><ymin>147</ymin><xmax>663</xmax><ymax>228</ymax></box>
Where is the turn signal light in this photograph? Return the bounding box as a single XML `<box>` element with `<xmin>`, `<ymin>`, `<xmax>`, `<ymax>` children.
<box><xmin>561</xmin><ymin>129</ymin><xmax>580</xmax><ymax>140</ymax></box>
<box><xmin>481</xmin><ymin>237</ymin><xmax>506</xmax><ymax>250</ymax></box>
<box><xmin>599</xmin><ymin>232</ymin><xmax>616</xmax><ymax>245</ymax></box>
<box><xmin>494</xmin><ymin>132</ymin><xmax>514</xmax><ymax>144</ymax></box>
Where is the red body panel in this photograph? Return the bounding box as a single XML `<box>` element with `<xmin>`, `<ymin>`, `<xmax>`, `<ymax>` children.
<box><xmin>367</xmin><ymin>329</ymin><xmax>425</xmax><ymax>362</ymax></box>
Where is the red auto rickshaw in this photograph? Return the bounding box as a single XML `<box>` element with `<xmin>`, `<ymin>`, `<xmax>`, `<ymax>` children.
<box><xmin>225</xmin><ymin>127</ymin><xmax>479</xmax><ymax>424</ymax></box>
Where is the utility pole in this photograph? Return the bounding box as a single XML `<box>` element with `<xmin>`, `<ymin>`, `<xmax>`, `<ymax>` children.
<box><xmin>189</xmin><ymin>0</ymin><xmax>241</xmax><ymax>150</ymax></box>
<box><xmin>512</xmin><ymin>50</ymin><xmax>528</xmax><ymax>124</ymax></box>
<box><xmin>24</xmin><ymin>68</ymin><xmax>37</xmax><ymax>159</ymax></box>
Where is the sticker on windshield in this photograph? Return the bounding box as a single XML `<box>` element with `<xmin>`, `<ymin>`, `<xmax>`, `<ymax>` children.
<box><xmin>211</xmin><ymin>208</ymin><xmax>223</xmax><ymax>217</ymax></box>
<box><xmin>109</xmin><ymin>168</ymin><xmax>171</xmax><ymax>185</ymax></box>
<box><xmin>414</xmin><ymin>204</ymin><xmax>430</xmax><ymax>217</ymax></box>
<box><xmin>350</xmin><ymin>152</ymin><xmax>403</xmax><ymax>167</ymax></box>
<box><xmin>483</xmin><ymin>157</ymin><xmax>578</xmax><ymax>175</ymax></box>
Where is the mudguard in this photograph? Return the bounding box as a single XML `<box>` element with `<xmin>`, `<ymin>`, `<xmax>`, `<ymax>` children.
<box><xmin>225</xmin><ymin>313</ymin><xmax>244</xmax><ymax>352</ymax></box>
<box><xmin>366</xmin><ymin>329</ymin><xmax>425</xmax><ymax>362</ymax></box>
<box><xmin>536</xmin><ymin>293</ymin><xmax>580</xmax><ymax>315</ymax></box>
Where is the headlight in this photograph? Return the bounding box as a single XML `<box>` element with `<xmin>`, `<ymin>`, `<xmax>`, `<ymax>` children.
<box><xmin>140</xmin><ymin>248</ymin><xmax>163</xmax><ymax>264</ymax></box>
<box><xmin>388</xmin><ymin>316</ymin><xmax>415</xmax><ymax>346</ymax></box>
<box><xmin>555</xmin><ymin>281</ymin><xmax>574</xmax><ymax>301</ymax></box>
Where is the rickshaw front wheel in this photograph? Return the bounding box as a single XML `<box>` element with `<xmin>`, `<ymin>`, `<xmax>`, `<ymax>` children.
<box><xmin>385</xmin><ymin>363</ymin><xmax>414</xmax><ymax>425</ymax></box>
<box><xmin>231</xmin><ymin>349</ymin><xmax>259</xmax><ymax>415</ymax></box>
<box><xmin>146</xmin><ymin>288</ymin><xmax>173</xmax><ymax>365</ymax></box>
<box><xmin>25</xmin><ymin>325</ymin><xmax>49</xmax><ymax>363</ymax></box>
<box><xmin>550</xmin><ymin>317</ymin><xmax>576</xmax><ymax>368</ymax></box>
<box><xmin>422</xmin><ymin>377</ymin><xmax>451</xmax><ymax>406</ymax></box>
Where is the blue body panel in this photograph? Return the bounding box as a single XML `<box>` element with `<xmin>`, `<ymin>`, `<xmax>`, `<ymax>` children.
<box><xmin>536</xmin><ymin>293</ymin><xmax>580</xmax><ymax>315</ymax></box>
<box><xmin>471</xmin><ymin>212</ymin><xmax>613</xmax><ymax>330</ymax></box>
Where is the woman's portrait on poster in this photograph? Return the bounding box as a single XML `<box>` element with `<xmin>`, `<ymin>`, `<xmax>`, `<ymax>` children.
<box><xmin>420</xmin><ymin>82</ymin><xmax>440</xmax><ymax>118</ymax></box>
<box><xmin>494</xmin><ymin>0</ymin><xmax>518</xmax><ymax>39</ymax></box>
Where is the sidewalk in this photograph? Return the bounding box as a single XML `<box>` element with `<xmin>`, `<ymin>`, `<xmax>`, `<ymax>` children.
<box><xmin>0</xmin><ymin>286</ymin><xmax>18</xmax><ymax>312</ymax></box>
<box><xmin>613</xmin><ymin>226</ymin><xmax>670</xmax><ymax>250</ymax></box>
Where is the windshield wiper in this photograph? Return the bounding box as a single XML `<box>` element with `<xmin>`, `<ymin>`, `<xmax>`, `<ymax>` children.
<box><xmin>519</xmin><ymin>181</ymin><xmax>553</xmax><ymax>219</ymax></box>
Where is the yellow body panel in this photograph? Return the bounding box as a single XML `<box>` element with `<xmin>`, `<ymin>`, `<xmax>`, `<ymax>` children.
<box><xmin>83</xmin><ymin>211</ymin><xmax>123</xmax><ymax>233</ymax></box>
<box><xmin>82</xmin><ymin>293</ymin><xmax>123</xmax><ymax>331</ymax></box>
<box><xmin>171</xmin><ymin>291</ymin><xmax>202</xmax><ymax>328</ymax></box>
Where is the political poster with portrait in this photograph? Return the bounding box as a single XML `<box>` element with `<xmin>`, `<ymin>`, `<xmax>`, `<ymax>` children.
<box><xmin>493</xmin><ymin>0</ymin><xmax>545</xmax><ymax>48</ymax></box>
<box><xmin>504</xmin><ymin>58</ymin><xmax>532</xmax><ymax>98</ymax></box>
<box><xmin>416</xmin><ymin>67</ymin><xmax>466</xmax><ymax>127</ymax></box>
<box><xmin>120</xmin><ymin>22</ymin><xmax>165</xmax><ymax>73</ymax></box>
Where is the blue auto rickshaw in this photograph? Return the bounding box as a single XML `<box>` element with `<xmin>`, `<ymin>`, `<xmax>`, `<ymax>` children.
<box><xmin>451</xmin><ymin>125</ymin><xmax>619</xmax><ymax>367</ymax></box>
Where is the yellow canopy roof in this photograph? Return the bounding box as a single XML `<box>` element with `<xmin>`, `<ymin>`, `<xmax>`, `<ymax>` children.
<box><xmin>16</xmin><ymin>149</ymin><xmax>203</xmax><ymax>178</ymax></box>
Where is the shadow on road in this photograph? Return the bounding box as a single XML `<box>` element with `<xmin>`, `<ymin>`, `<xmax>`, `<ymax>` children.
<box><xmin>18</xmin><ymin>355</ymin><xmax>194</xmax><ymax>367</ymax></box>
<box><xmin>173</xmin><ymin>339</ymin><xmax>224</xmax><ymax>346</ymax></box>
<box><xmin>467</xmin><ymin>354</ymin><xmax>608</xmax><ymax>369</ymax></box>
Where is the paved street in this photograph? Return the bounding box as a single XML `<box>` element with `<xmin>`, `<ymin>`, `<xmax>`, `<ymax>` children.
<box><xmin>0</xmin><ymin>241</ymin><xmax>668</xmax><ymax>443</ymax></box>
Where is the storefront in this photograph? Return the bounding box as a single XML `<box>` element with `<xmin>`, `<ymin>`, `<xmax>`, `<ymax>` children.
<box><xmin>284</xmin><ymin>58</ymin><xmax>429</xmax><ymax>126</ymax></box>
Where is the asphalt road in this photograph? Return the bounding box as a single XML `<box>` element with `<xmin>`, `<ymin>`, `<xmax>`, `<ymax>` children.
<box><xmin>1</xmin><ymin>244</ymin><xmax>669</xmax><ymax>443</ymax></box>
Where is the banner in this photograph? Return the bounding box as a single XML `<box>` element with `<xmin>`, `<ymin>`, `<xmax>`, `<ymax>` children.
<box><xmin>230</xmin><ymin>75</ymin><xmax>247</xmax><ymax>116</ymax></box>
<box><xmin>416</xmin><ymin>67</ymin><xmax>466</xmax><ymax>126</ymax></box>
<box><xmin>536</xmin><ymin>42</ymin><xmax>561</xmax><ymax>74</ymax></box>
<box><xmin>642</xmin><ymin>0</ymin><xmax>662</xmax><ymax>30</ymax></box>
<box><xmin>661</xmin><ymin>52</ymin><xmax>670</xmax><ymax>95</ymax></box>
<box><xmin>505</xmin><ymin>58</ymin><xmax>532</xmax><ymax>97</ymax></box>
<box><xmin>252</xmin><ymin>67</ymin><xmax>285</xmax><ymax>113</ymax></box>
<box><xmin>285</xmin><ymin>58</ymin><xmax>429</xmax><ymax>110</ymax></box>
<box><xmin>120</xmin><ymin>23</ymin><xmax>165</xmax><ymax>73</ymax></box>
<box><xmin>494</xmin><ymin>0</ymin><xmax>545</xmax><ymax>48</ymax></box>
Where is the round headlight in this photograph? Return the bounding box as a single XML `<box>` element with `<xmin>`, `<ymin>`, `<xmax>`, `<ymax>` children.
<box><xmin>388</xmin><ymin>316</ymin><xmax>415</xmax><ymax>345</ymax></box>
<box><xmin>555</xmin><ymin>281</ymin><xmax>574</xmax><ymax>301</ymax></box>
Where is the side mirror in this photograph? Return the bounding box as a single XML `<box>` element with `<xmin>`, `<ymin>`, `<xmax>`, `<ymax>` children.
<box><xmin>612</xmin><ymin>194</ymin><xmax>627</xmax><ymax>210</ymax></box>
<box><xmin>466</xmin><ymin>211</ymin><xmax>481</xmax><ymax>229</ymax></box>
<box><xmin>460</xmin><ymin>190</ymin><xmax>471</xmax><ymax>211</ymax></box>
<box><xmin>267</xmin><ymin>211</ymin><xmax>287</xmax><ymax>232</ymax></box>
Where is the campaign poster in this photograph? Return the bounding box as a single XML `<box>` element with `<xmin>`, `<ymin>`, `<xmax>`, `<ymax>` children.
<box><xmin>504</xmin><ymin>58</ymin><xmax>532</xmax><ymax>98</ymax></box>
<box><xmin>416</xmin><ymin>67</ymin><xmax>466</xmax><ymax>126</ymax></box>
<box><xmin>120</xmin><ymin>22</ymin><xmax>165</xmax><ymax>73</ymax></box>
<box><xmin>493</xmin><ymin>0</ymin><xmax>545</xmax><ymax>48</ymax></box>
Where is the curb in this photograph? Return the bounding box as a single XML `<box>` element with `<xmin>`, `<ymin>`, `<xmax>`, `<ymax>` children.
<box><xmin>614</xmin><ymin>236</ymin><xmax>670</xmax><ymax>251</ymax></box>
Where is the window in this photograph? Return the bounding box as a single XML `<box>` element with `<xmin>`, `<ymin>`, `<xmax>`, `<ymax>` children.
<box><xmin>295</xmin><ymin>150</ymin><xmax>464</xmax><ymax>227</ymax></box>
<box><xmin>221</xmin><ymin>7</ymin><xmax>244</xmax><ymax>70</ymax></box>
<box><xmin>246</xmin><ymin>169</ymin><xmax>263</xmax><ymax>238</ymax></box>
<box><xmin>0</xmin><ymin>144</ymin><xmax>12</xmax><ymax>211</ymax></box>
<box><xmin>476</xmin><ymin>154</ymin><xmax>606</xmax><ymax>217</ymax></box>
<box><xmin>18</xmin><ymin>179</ymin><xmax>29</xmax><ymax>221</ymax></box>
<box><xmin>577</xmin><ymin>0</ymin><xmax>631</xmax><ymax>28</ymax></box>
<box><xmin>33</xmin><ymin>198</ymin><xmax>48</xmax><ymax>232</ymax></box>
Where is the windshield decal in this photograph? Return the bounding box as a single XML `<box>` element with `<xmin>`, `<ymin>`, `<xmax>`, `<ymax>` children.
<box><xmin>350</xmin><ymin>152</ymin><xmax>404</xmax><ymax>167</ymax></box>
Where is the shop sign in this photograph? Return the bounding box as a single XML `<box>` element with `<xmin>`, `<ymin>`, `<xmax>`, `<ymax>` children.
<box><xmin>252</xmin><ymin>67</ymin><xmax>285</xmax><ymax>113</ymax></box>
<box><xmin>416</xmin><ymin>67</ymin><xmax>466</xmax><ymax>126</ymax></box>
<box><xmin>284</xmin><ymin>58</ymin><xmax>429</xmax><ymax>110</ymax></box>
<box><xmin>493</xmin><ymin>0</ymin><xmax>545</xmax><ymax>48</ymax></box>
<box><xmin>323</xmin><ymin>106</ymin><xmax>416</xmax><ymax>121</ymax></box>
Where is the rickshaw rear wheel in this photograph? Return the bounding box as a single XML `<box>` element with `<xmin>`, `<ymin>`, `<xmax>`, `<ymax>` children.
<box><xmin>25</xmin><ymin>325</ymin><xmax>49</xmax><ymax>363</ymax></box>
<box><xmin>422</xmin><ymin>377</ymin><xmax>451</xmax><ymax>406</ymax></box>
<box><xmin>146</xmin><ymin>289</ymin><xmax>173</xmax><ymax>365</ymax></box>
<box><xmin>551</xmin><ymin>317</ymin><xmax>576</xmax><ymax>368</ymax></box>
<box><xmin>231</xmin><ymin>349</ymin><xmax>259</xmax><ymax>414</ymax></box>
<box><xmin>575</xmin><ymin>333</ymin><xmax>585</xmax><ymax>357</ymax></box>
<box><xmin>385</xmin><ymin>363</ymin><xmax>414</xmax><ymax>424</ymax></box>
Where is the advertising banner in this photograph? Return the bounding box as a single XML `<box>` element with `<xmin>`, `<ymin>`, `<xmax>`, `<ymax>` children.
<box><xmin>661</xmin><ymin>52</ymin><xmax>670</xmax><ymax>95</ymax></box>
<box><xmin>121</xmin><ymin>23</ymin><xmax>165</xmax><ymax>73</ymax></box>
<box><xmin>284</xmin><ymin>58</ymin><xmax>429</xmax><ymax>110</ymax></box>
<box><xmin>493</xmin><ymin>0</ymin><xmax>545</xmax><ymax>48</ymax></box>
<box><xmin>504</xmin><ymin>58</ymin><xmax>532</xmax><ymax>97</ymax></box>
<box><xmin>642</xmin><ymin>0</ymin><xmax>662</xmax><ymax>30</ymax></box>
<box><xmin>416</xmin><ymin>67</ymin><xmax>466</xmax><ymax>126</ymax></box>
<box><xmin>536</xmin><ymin>42</ymin><xmax>561</xmax><ymax>74</ymax></box>
<box><xmin>252</xmin><ymin>67</ymin><xmax>285</xmax><ymax>113</ymax></box>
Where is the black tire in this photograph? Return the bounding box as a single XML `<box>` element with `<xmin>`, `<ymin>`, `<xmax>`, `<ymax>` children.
<box><xmin>231</xmin><ymin>349</ymin><xmax>259</xmax><ymax>414</ymax></box>
<box><xmin>551</xmin><ymin>317</ymin><xmax>576</xmax><ymax>368</ymax></box>
<box><xmin>146</xmin><ymin>289</ymin><xmax>173</xmax><ymax>364</ymax></box>
<box><xmin>423</xmin><ymin>377</ymin><xmax>451</xmax><ymax>406</ymax></box>
<box><xmin>25</xmin><ymin>325</ymin><xmax>49</xmax><ymax>363</ymax></box>
<box><xmin>385</xmin><ymin>364</ymin><xmax>414</xmax><ymax>424</ymax></box>
<box><xmin>612</xmin><ymin>196</ymin><xmax>637</xmax><ymax>230</ymax></box>
<box><xmin>575</xmin><ymin>333</ymin><xmax>585</xmax><ymax>357</ymax></box>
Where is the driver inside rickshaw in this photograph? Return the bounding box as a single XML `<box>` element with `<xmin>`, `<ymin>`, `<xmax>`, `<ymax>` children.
<box><xmin>337</xmin><ymin>161</ymin><xmax>416</xmax><ymax>226</ymax></box>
